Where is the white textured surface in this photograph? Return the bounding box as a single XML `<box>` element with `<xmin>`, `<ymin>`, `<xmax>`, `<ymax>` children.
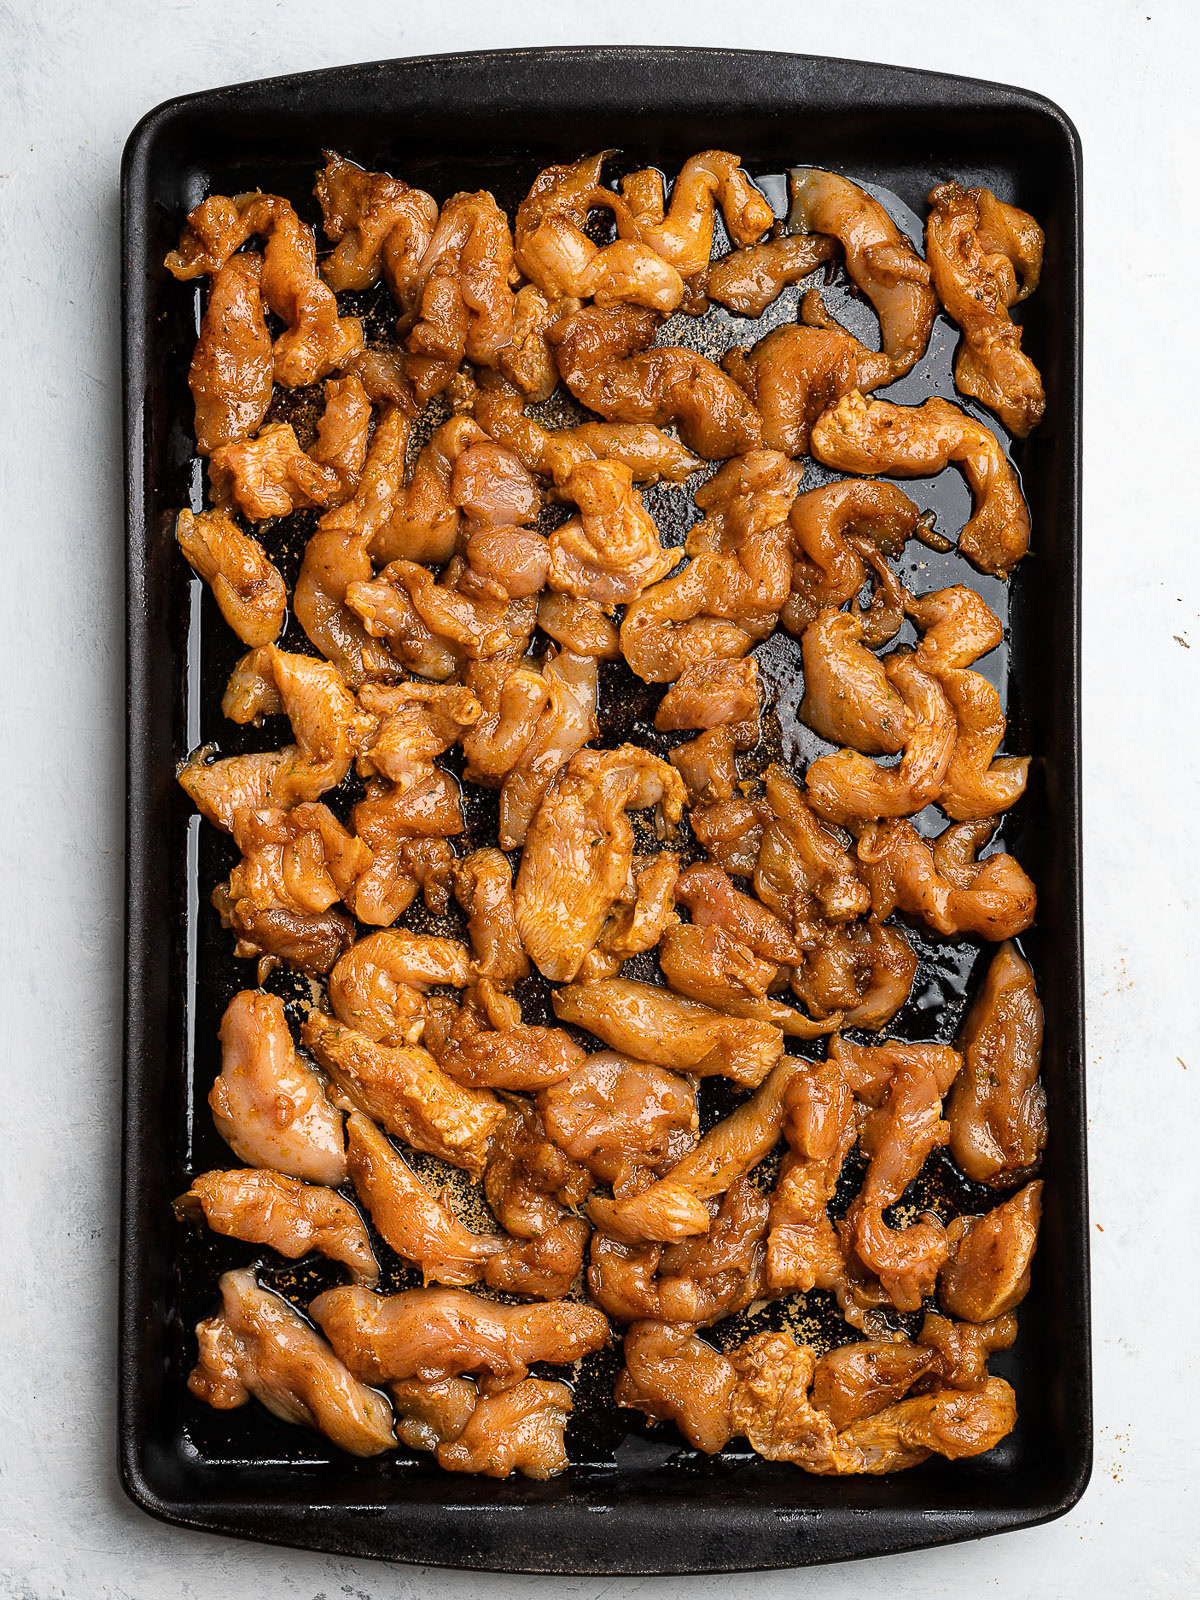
<box><xmin>1</xmin><ymin>1</ymin><xmax>1198</xmax><ymax>1595</ymax></box>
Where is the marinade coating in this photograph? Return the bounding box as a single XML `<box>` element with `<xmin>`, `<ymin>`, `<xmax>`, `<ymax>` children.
<box><xmin>617</xmin><ymin>151</ymin><xmax>775</xmax><ymax>277</ymax></box>
<box><xmin>938</xmin><ymin>1180</ymin><xmax>1042</xmax><ymax>1322</ymax></box>
<box><xmin>187</xmin><ymin>251</ymin><xmax>273</xmax><ymax>455</ymax></box>
<box><xmin>657</xmin><ymin>922</ymin><xmax>832</xmax><ymax>1039</ymax></box>
<box><xmin>857</xmin><ymin>817</ymin><xmax>1037</xmax><ymax>940</ymax></box>
<box><xmin>177</xmin><ymin>1168</ymin><xmax>377</xmax><ymax>1282</ymax></box>
<box><xmin>328</xmin><ymin>929</ymin><xmax>473</xmax><ymax>1048</ymax></box>
<box><xmin>547</xmin><ymin>459</ymin><xmax>683</xmax><ymax>605</ymax></box>
<box><xmin>437</xmin><ymin>1378</ymin><xmax>573</xmax><ymax>1479</ymax></box>
<box><xmin>654</xmin><ymin>658</ymin><xmax>760</xmax><ymax>737</ymax></box>
<box><xmin>175</xmin><ymin>508</ymin><xmax>286</xmax><ymax>647</ymax></box>
<box><xmin>615</xmin><ymin>1321</ymin><xmax>737</xmax><ymax>1453</ymax></box>
<box><xmin>810</xmin><ymin>1340</ymin><xmax>935</xmax><ymax>1430</ymax></box>
<box><xmin>702</xmin><ymin>231</ymin><xmax>837</xmax><ymax>317</ymax></box>
<box><xmin>765</xmin><ymin>1061</ymin><xmax>857</xmax><ymax>1295</ymax></box>
<box><xmin>389</xmin><ymin>1375</ymin><xmax>478</xmax><ymax>1452</ymax></box>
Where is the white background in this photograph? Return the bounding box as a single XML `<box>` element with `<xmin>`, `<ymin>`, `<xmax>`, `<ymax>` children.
<box><xmin>1</xmin><ymin>1</ymin><xmax>1197</xmax><ymax>1595</ymax></box>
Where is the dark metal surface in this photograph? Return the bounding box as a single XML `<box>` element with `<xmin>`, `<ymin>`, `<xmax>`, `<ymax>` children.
<box><xmin>121</xmin><ymin>45</ymin><xmax>1088</xmax><ymax>1574</ymax></box>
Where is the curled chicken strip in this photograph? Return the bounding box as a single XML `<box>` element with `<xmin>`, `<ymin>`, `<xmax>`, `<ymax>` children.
<box><xmin>538</xmin><ymin>1051</ymin><xmax>698</xmax><ymax>1194</ymax></box>
<box><xmin>348</xmin><ymin>557</ymin><xmax>532</xmax><ymax>679</ymax></box>
<box><xmin>210</xmin><ymin>377</ymin><xmax>373</xmax><ymax>520</ymax></box>
<box><xmin>784</xmin><ymin>479</ymin><xmax>927</xmax><ymax>639</ymax></box>
<box><xmin>790</xmin><ymin>918</ymin><xmax>917</xmax><ymax>1033</ymax></box>
<box><xmin>547</xmin><ymin>459</ymin><xmax>683</xmax><ymax>605</ymax></box>
<box><xmin>617</xmin><ymin>151</ymin><xmax>775</xmax><ymax>278</ymax></box>
<box><xmin>390</xmin><ymin>1375</ymin><xmax>478</xmax><ymax>1453</ymax></box>
<box><xmin>789</xmin><ymin>168</ymin><xmax>937</xmax><ymax>377</ymax></box>
<box><xmin>926</xmin><ymin>181</ymin><xmax>1045</xmax><ymax>436</ymax></box>
<box><xmin>430</xmin><ymin>1011</ymin><xmax>586</xmax><ymax>1094</ymax></box>
<box><xmin>186</xmin><ymin>251</ymin><xmax>272</xmax><ymax>455</ymax></box>
<box><xmin>615</xmin><ymin>1322</ymin><xmax>737</xmax><ymax>1454</ymax></box>
<box><xmin>177</xmin><ymin>1168</ymin><xmax>378</xmax><ymax>1282</ymax></box>
<box><xmin>315</xmin><ymin>150</ymin><xmax>439</xmax><ymax>301</ymax></box>
<box><xmin>209</xmin><ymin>990</ymin><xmax>347</xmax><ymax>1186</ymax></box>
<box><xmin>810</xmin><ymin>1340</ymin><xmax>935</xmax><ymax>1431</ymax></box>
<box><xmin>355</xmin><ymin>682</ymin><xmax>481</xmax><ymax>791</ymax></box>
<box><xmin>328</xmin><ymin>929</ymin><xmax>472</xmax><ymax>1048</ymax></box>
<box><xmin>369</xmin><ymin>416</ymin><xmax>491</xmax><ymax>568</ymax></box>
<box><xmin>701</xmin><ymin>231</ymin><xmax>837</xmax><ymax>317</ymax></box>
<box><xmin>754</xmin><ymin>763</ymin><xmax>872</xmax><ymax>937</ymax></box>
<box><xmin>724</xmin><ymin>322</ymin><xmax>892</xmax><ymax>457</ymax></box>
<box><xmin>454</xmin><ymin>848</ymin><xmax>530</xmax><ymax>988</ymax></box>
<box><xmin>346</xmin><ymin>779</ymin><xmax>461</xmax><ymax>929</ymax></box>
<box><xmin>589</xmin><ymin>850</ymin><xmax>681</xmax><ymax>972</ymax></box>
<box><xmin>189</xmin><ymin>1270</ymin><xmax>395</xmax><ymax>1456</ymax></box>
<box><xmin>497</xmin><ymin>284</ymin><xmax>566</xmax><ymax>402</ymax></box>
<box><xmin>857</xmin><ymin>817</ymin><xmax>1037</xmax><ymax>939</ymax></box>
<box><xmin>676</xmin><ymin>861</ymin><xmax>805</xmax><ymax>964</ymax></box>
<box><xmin>939</xmin><ymin>1180</ymin><xmax>1042</xmax><ymax>1323</ymax></box>
<box><xmin>766</xmin><ymin>1061</ymin><xmax>857</xmax><ymax>1295</ymax></box>
<box><xmin>800</xmin><ymin>607</ymin><xmax>913</xmax><ymax>756</ymax></box>
<box><xmin>658</xmin><ymin>924</ymin><xmax>832</xmax><ymax>1040</ymax></box>
<box><xmin>175</xmin><ymin>509</ymin><xmax>286</xmax><ymax>647</ymax></box>
<box><xmin>811</xmin><ymin>391</ymin><xmax>1030</xmax><ymax>577</ymax></box>
<box><xmin>654</xmin><ymin>657</ymin><xmax>759</xmax><ymax>737</ymax></box>
<box><xmin>438</xmin><ymin>1378</ymin><xmax>573</xmax><ymax>1479</ymax></box>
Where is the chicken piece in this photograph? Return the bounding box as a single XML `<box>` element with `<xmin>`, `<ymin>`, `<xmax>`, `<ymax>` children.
<box><xmin>948</xmin><ymin>941</ymin><xmax>1046</xmax><ymax>1186</ymax></box>
<box><xmin>939</xmin><ymin>1181</ymin><xmax>1042</xmax><ymax>1323</ymax></box>
<box><xmin>189</xmin><ymin>1270</ymin><xmax>394</xmax><ymax>1455</ymax></box>
<box><xmin>514</xmin><ymin>152</ymin><xmax>685</xmax><ymax>312</ymax></box>
<box><xmin>496</xmin><ymin>283</ymin><xmax>565</xmax><ymax>402</ymax></box>
<box><xmin>301</xmin><ymin>1011</ymin><xmax>503</xmax><ymax>1176</ymax></box>
<box><xmin>175</xmin><ymin>509</ymin><xmax>286</xmax><ymax>647</ymax></box>
<box><xmin>390</xmin><ymin>1375</ymin><xmax>478</xmax><ymax>1452</ymax></box>
<box><xmin>312</xmin><ymin>1284</ymin><xmax>608</xmax><ymax>1384</ymax></box>
<box><xmin>765</xmin><ymin>1058</ymin><xmax>858</xmax><ymax>1298</ymax></box>
<box><xmin>784</xmin><ymin>479</ymin><xmax>927</xmax><ymax>639</ymax></box>
<box><xmin>537</xmin><ymin>593</ymin><xmax>621</xmax><ymax>660</ymax></box>
<box><xmin>453</xmin><ymin>848</ymin><xmax>529</xmax><ymax>988</ymax></box>
<box><xmin>729</xmin><ymin>1332</ymin><xmax>840</xmax><ymax>1468</ymax></box>
<box><xmin>547</xmin><ymin>459</ymin><xmax>683</xmax><ymax>606</ymax></box>
<box><xmin>858</xmin><ymin>817</ymin><xmax>1037</xmax><ymax>940</ymax></box>
<box><xmin>753</xmin><ymin>764</ymin><xmax>871</xmax><ymax>938</ymax></box>
<box><xmin>328</xmin><ymin>929</ymin><xmax>472</xmax><ymax>1048</ymax></box>
<box><xmin>364</xmin><ymin>416</ymin><xmax>486</xmax><ymax>568</ymax></box>
<box><xmin>538</xmin><ymin>1052</ymin><xmax>698</xmax><ymax>1194</ymax></box>
<box><xmin>790</xmin><ymin>918</ymin><xmax>917</xmax><ymax>1032</ymax></box>
<box><xmin>209</xmin><ymin>991</ymin><xmax>346</xmax><ymax>1185</ymax></box>
<box><xmin>819</xmin><ymin>1376</ymin><xmax>1017</xmax><ymax>1474</ymax></box>
<box><xmin>553</xmin><ymin>977</ymin><xmax>783</xmax><ymax>1088</ymax></box>
<box><xmin>676</xmin><ymin>861</ymin><xmax>802</xmax><ymax>963</ymax></box>
<box><xmin>810</xmin><ymin>1340</ymin><xmax>936</xmax><ymax>1430</ymax></box>
<box><xmin>789</xmin><ymin>168</ymin><xmax>938</xmax><ymax>378</ymax></box>
<box><xmin>488</xmin><ymin>1214</ymin><xmax>592</xmax><ymax>1301</ymax></box>
<box><xmin>483</xmin><ymin>1096</ymin><xmax>594</xmax><ymax>1239</ymax></box>
<box><xmin>917</xmin><ymin>1310</ymin><xmax>1017</xmax><ymax>1390</ymax></box>
<box><xmin>657</xmin><ymin>923</ymin><xmax>831</xmax><ymax>1039</ymax></box>
<box><xmin>346</xmin><ymin>779</ymin><xmax>460</xmax><ymax>927</ymax></box>
<box><xmin>513</xmin><ymin>745</ymin><xmax>685</xmax><ymax>983</ymax></box>
<box><xmin>356</xmin><ymin>681</ymin><xmax>481</xmax><ymax>791</ymax></box>
<box><xmin>437</xmin><ymin>1378</ymin><xmax>573</xmax><ymax>1479</ymax></box>
<box><xmin>812</xmin><ymin>391</ymin><xmax>1029</xmax><ymax>577</ymax></box>
<box><xmin>212</xmin><ymin>889</ymin><xmax>356</xmax><ymax>980</ymax></box>
<box><xmin>832</xmin><ymin>1036</ymin><xmax>962</xmax><ymax>1310</ymax></box>
<box><xmin>453</xmin><ymin>439</ymin><xmax>542</xmax><ymax>528</ymax></box>
<box><xmin>617</xmin><ymin>151</ymin><xmax>774</xmax><ymax>277</ymax></box>
<box><xmin>208</xmin><ymin>423</ymin><xmax>343</xmax><ymax>521</ymax></box>
<box><xmin>431</xmin><ymin>1005</ymin><xmax>586</xmax><ymax>1092</ymax></box>
<box><xmin>586</xmin><ymin>851</ymin><xmax>680</xmax><ymax>975</ymax></box>
<box><xmin>805</xmin><ymin>650</ymin><xmax>955</xmax><ymax>827</ymax></box>
<box><xmin>724</xmin><ymin>322</ymin><xmax>892</xmax><ymax>458</ymax></box>
<box><xmin>654</xmin><ymin>658</ymin><xmax>759</xmax><ymax>740</ymax></box>
<box><xmin>670</xmin><ymin>726</ymin><xmax>741</xmax><ymax>806</ymax></box>
<box><xmin>551</xmin><ymin>304</ymin><xmax>763</xmax><ymax>459</ymax></box>
<box><xmin>349</xmin><ymin>557</ymin><xmax>523</xmax><ymax>677</ymax></box>
<box><xmin>800</xmin><ymin>608</ymin><xmax>912</xmax><ymax>756</ymax></box>
<box><xmin>187</xmin><ymin>251</ymin><xmax>273</xmax><ymax>455</ymax></box>
<box><xmin>315</xmin><ymin>150</ymin><xmax>439</xmax><ymax>301</ymax></box>
<box><xmin>344</xmin><ymin>1110</ymin><xmax>504</xmax><ymax>1286</ymax></box>
<box><xmin>177</xmin><ymin>1168</ymin><xmax>377</xmax><ymax>1282</ymax></box>
<box><xmin>342</xmin><ymin>344</ymin><xmax>415</xmax><ymax>408</ymax></box>
<box><xmin>701</xmin><ymin>231</ymin><xmax>837</xmax><ymax>317</ymax></box>
<box><xmin>925</xmin><ymin>181</ymin><xmax>1045</xmax><ymax>436</ymax></box>
<box><xmin>615</xmin><ymin>1322</ymin><xmax>736</xmax><ymax>1453</ymax></box>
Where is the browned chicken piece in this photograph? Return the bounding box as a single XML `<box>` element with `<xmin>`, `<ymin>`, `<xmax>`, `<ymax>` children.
<box><xmin>675</xmin><ymin>860</ymin><xmax>803</xmax><ymax>963</ymax></box>
<box><xmin>811</xmin><ymin>391</ymin><xmax>1030</xmax><ymax>577</ymax></box>
<box><xmin>190</xmin><ymin>1269</ymin><xmax>395</xmax><ymax>1456</ymax></box>
<box><xmin>513</xmin><ymin>745</ymin><xmax>685</xmax><ymax>983</ymax></box>
<box><xmin>548</xmin><ymin>459</ymin><xmax>683</xmax><ymax>605</ymax></box>
<box><xmin>701</xmin><ymin>231</ymin><xmax>837</xmax><ymax>317</ymax></box>
<box><xmin>617</xmin><ymin>151</ymin><xmax>775</xmax><ymax>277</ymax></box>
<box><xmin>615</xmin><ymin>1322</ymin><xmax>737</xmax><ymax>1453</ymax></box>
<box><xmin>551</xmin><ymin>304</ymin><xmax>763</xmax><ymax>459</ymax></box>
<box><xmin>538</xmin><ymin>1051</ymin><xmax>698</xmax><ymax>1195</ymax></box>
<box><xmin>355</xmin><ymin>682</ymin><xmax>481</xmax><ymax>790</ymax></box>
<box><xmin>784</xmin><ymin>479</ymin><xmax>927</xmax><ymax>639</ymax></box>
<box><xmin>754</xmin><ymin>765</ymin><xmax>871</xmax><ymax>939</ymax></box>
<box><xmin>346</xmin><ymin>779</ymin><xmax>460</xmax><ymax>927</ymax></box>
<box><xmin>800</xmin><ymin>608</ymin><xmax>913</xmax><ymax>756</ymax></box>
<box><xmin>177</xmin><ymin>1168</ymin><xmax>378</xmax><ymax>1283</ymax></box>
<box><xmin>832</xmin><ymin>1036</ymin><xmax>962</xmax><ymax>1311</ymax></box>
<box><xmin>514</xmin><ymin>152</ymin><xmax>685</xmax><ymax>312</ymax></box>
<box><xmin>209</xmin><ymin>991</ymin><xmax>347</xmax><ymax>1185</ymax></box>
<box><xmin>658</xmin><ymin>923</ymin><xmax>831</xmax><ymax>1039</ymax></box>
<box><xmin>790</xmin><ymin>918</ymin><xmax>917</xmax><ymax>1032</ymax></box>
<box><xmin>390</xmin><ymin>1375</ymin><xmax>478</xmax><ymax>1452</ymax></box>
<box><xmin>918</xmin><ymin>1310</ymin><xmax>1017</xmax><ymax>1390</ymax></box>
<box><xmin>428</xmin><ymin>999</ymin><xmax>586</xmax><ymax>1093</ymax></box>
<box><xmin>805</xmin><ymin>649</ymin><xmax>955</xmax><ymax>827</ymax></box>
<box><xmin>403</xmin><ymin>190</ymin><xmax>516</xmax><ymax>402</ymax></box>
<box><xmin>939</xmin><ymin>1181</ymin><xmax>1042</xmax><ymax>1323</ymax></box>
<box><xmin>344</xmin><ymin>1110</ymin><xmax>504</xmax><ymax>1286</ymax></box>
<box><xmin>315</xmin><ymin>150</ymin><xmax>439</xmax><ymax>302</ymax></box>
<box><xmin>724</xmin><ymin>322</ymin><xmax>893</xmax><ymax>457</ymax></box>
<box><xmin>554</xmin><ymin>977</ymin><xmax>784</xmax><ymax>1089</ymax></box>
<box><xmin>311</xmin><ymin>1284</ymin><xmax>609</xmax><ymax>1384</ymax></box>
<box><xmin>438</xmin><ymin>1378</ymin><xmax>573</xmax><ymax>1479</ymax></box>
<box><xmin>301</xmin><ymin>1011</ymin><xmax>504</xmax><ymax>1176</ymax></box>
<box><xmin>766</xmin><ymin>1061</ymin><xmax>857</xmax><ymax>1294</ymax></box>
<box><xmin>187</xmin><ymin>252</ymin><xmax>273</xmax><ymax>455</ymax></box>
<box><xmin>166</xmin><ymin>192</ymin><xmax>363</xmax><ymax>385</ymax></box>
<box><xmin>948</xmin><ymin>941</ymin><xmax>1046</xmax><ymax>1186</ymax></box>
<box><xmin>810</xmin><ymin>1340</ymin><xmax>936</xmax><ymax>1430</ymax></box>
<box><xmin>821</xmin><ymin>1376</ymin><xmax>1017</xmax><ymax>1474</ymax></box>
<box><xmin>654</xmin><ymin>658</ymin><xmax>760</xmax><ymax>739</ymax></box>
<box><xmin>328</xmin><ymin>929</ymin><xmax>472</xmax><ymax>1048</ymax></box>
<box><xmin>483</xmin><ymin>1096</ymin><xmax>594</xmax><ymax>1239</ymax></box>
<box><xmin>212</xmin><ymin>889</ymin><xmax>355</xmax><ymax>980</ymax></box>
<box><xmin>857</xmin><ymin>817</ymin><xmax>1037</xmax><ymax>940</ymax></box>
<box><xmin>789</xmin><ymin>169</ymin><xmax>938</xmax><ymax>378</ymax></box>
<box><xmin>175</xmin><ymin>509</ymin><xmax>287</xmax><ymax>647</ymax></box>
<box><xmin>453</xmin><ymin>848</ymin><xmax>530</xmax><ymax>988</ymax></box>
<box><xmin>537</xmin><ymin>593</ymin><xmax>621</xmax><ymax>660</ymax></box>
<box><xmin>926</xmin><ymin>181</ymin><xmax>1045</xmax><ymax>436</ymax></box>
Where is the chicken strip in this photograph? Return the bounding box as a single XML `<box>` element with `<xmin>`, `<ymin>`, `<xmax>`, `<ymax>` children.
<box><xmin>175</xmin><ymin>509</ymin><xmax>286</xmax><ymax>648</ymax></box>
<box><xmin>538</xmin><ymin>1051</ymin><xmax>698</xmax><ymax>1195</ymax></box>
<box><xmin>315</xmin><ymin>150</ymin><xmax>439</xmax><ymax>301</ymax></box>
<box><xmin>177</xmin><ymin>1168</ymin><xmax>377</xmax><ymax>1282</ymax></box>
<box><xmin>857</xmin><ymin>817</ymin><xmax>1037</xmax><ymax>940</ymax></box>
<box><xmin>328</xmin><ymin>929</ymin><xmax>472</xmax><ymax>1048</ymax></box>
<box><xmin>614</xmin><ymin>1321</ymin><xmax>737</xmax><ymax>1453</ymax></box>
<box><xmin>784</xmin><ymin>478</ymin><xmax>927</xmax><ymax>639</ymax></box>
<box><xmin>453</xmin><ymin>849</ymin><xmax>530</xmax><ymax>989</ymax></box>
<box><xmin>724</xmin><ymin>322</ymin><xmax>892</xmax><ymax>457</ymax></box>
<box><xmin>701</xmin><ymin>231</ymin><xmax>837</xmax><ymax>317</ymax></box>
<box><xmin>547</xmin><ymin>459</ymin><xmax>683</xmax><ymax>606</ymax></box>
<box><xmin>187</xmin><ymin>251</ymin><xmax>273</xmax><ymax>455</ymax></box>
<box><xmin>938</xmin><ymin>1180</ymin><xmax>1042</xmax><ymax>1323</ymax></box>
<box><xmin>617</xmin><ymin>151</ymin><xmax>774</xmax><ymax>277</ymax></box>
<box><xmin>657</xmin><ymin>923</ymin><xmax>832</xmax><ymax>1039</ymax></box>
<box><xmin>800</xmin><ymin>608</ymin><xmax>913</xmax><ymax>756</ymax></box>
<box><xmin>437</xmin><ymin>1378</ymin><xmax>573</xmax><ymax>1479</ymax></box>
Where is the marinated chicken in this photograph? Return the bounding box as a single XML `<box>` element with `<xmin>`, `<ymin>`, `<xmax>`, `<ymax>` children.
<box><xmin>615</xmin><ymin>1322</ymin><xmax>737</xmax><ymax>1453</ymax></box>
<box><xmin>438</xmin><ymin>1377</ymin><xmax>574</xmax><ymax>1479</ymax></box>
<box><xmin>702</xmin><ymin>231</ymin><xmax>837</xmax><ymax>317</ymax></box>
<box><xmin>784</xmin><ymin>478</ymin><xmax>927</xmax><ymax>638</ymax></box>
<box><xmin>175</xmin><ymin>509</ymin><xmax>287</xmax><ymax>647</ymax></box>
<box><xmin>857</xmin><ymin>818</ymin><xmax>1037</xmax><ymax>940</ymax></box>
<box><xmin>186</xmin><ymin>251</ymin><xmax>273</xmax><ymax>456</ymax></box>
<box><xmin>177</xmin><ymin>1168</ymin><xmax>378</xmax><ymax>1282</ymax></box>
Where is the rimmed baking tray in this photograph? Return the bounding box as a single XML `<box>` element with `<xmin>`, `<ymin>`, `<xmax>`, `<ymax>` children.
<box><xmin>120</xmin><ymin>45</ymin><xmax>1088</xmax><ymax>1574</ymax></box>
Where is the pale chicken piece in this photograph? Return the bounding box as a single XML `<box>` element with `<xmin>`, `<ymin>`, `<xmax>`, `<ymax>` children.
<box><xmin>789</xmin><ymin>168</ymin><xmax>938</xmax><ymax>378</ymax></box>
<box><xmin>657</xmin><ymin>923</ymin><xmax>833</xmax><ymax>1039</ymax></box>
<box><xmin>615</xmin><ymin>1321</ymin><xmax>737</xmax><ymax>1453</ymax></box>
<box><xmin>315</xmin><ymin>150</ymin><xmax>439</xmax><ymax>300</ymax></box>
<box><xmin>344</xmin><ymin>1110</ymin><xmax>504</xmax><ymax>1286</ymax></box>
<box><xmin>652</xmin><ymin>1176</ymin><xmax>770</xmax><ymax>1321</ymax></box>
<box><xmin>917</xmin><ymin>1310</ymin><xmax>1017</xmax><ymax>1391</ymax></box>
<box><xmin>811</xmin><ymin>391</ymin><xmax>1030</xmax><ymax>577</ymax></box>
<box><xmin>328</xmin><ymin>929</ymin><xmax>473</xmax><ymax>1047</ymax></box>
<box><xmin>857</xmin><ymin>817</ymin><xmax>1037</xmax><ymax>940</ymax></box>
<box><xmin>925</xmin><ymin>181</ymin><xmax>1045</xmax><ymax>436</ymax></box>
<box><xmin>348</xmin><ymin>558</ymin><xmax>525</xmax><ymax>677</ymax></box>
<box><xmin>177</xmin><ymin>1168</ymin><xmax>378</xmax><ymax>1283</ymax></box>
<box><xmin>753</xmin><ymin>764</ymin><xmax>871</xmax><ymax>939</ymax></box>
<box><xmin>187</xmin><ymin>251</ymin><xmax>273</xmax><ymax>455</ymax></box>
<box><xmin>390</xmin><ymin>1375</ymin><xmax>478</xmax><ymax>1452</ymax></box>
<box><xmin>724</xmin><ymin>322</ymin><xmax>892</xmax><ymax>457</ymax></box>
<box><xmin>766</xmin><ymin>1062</ymin><xmax>858</xmax><ymax>1294</ymax></box>
<box><xmin>547</xmin><ymin>459</ymin><xmax>683</xmax><ymax>605</ymax></box>
<box><xmin>676</xmin><ymin>862</ymin><xmax>804</xmax><ymax>964</ymax></box>
<box><xmin>310</xmin><ymin>1284</ymin><xmax>609</xmax><ymax>1384</ymax></box>
<box><xmin>452</xmin><ymin>848</ymin><xmax>530</xmax><ymax>988</ymax></box>
<box><xmin>800</xmin><ymin>609</ymin><xmax>913</xmax><ymax>755</ymax></box>
<box><xmin>805</xmin><ymin>649</ymin><xmax>955</xmax><ymax>827</ymax></box>
<box><xmin>189</xmin><ymin>1269</ymin><xmax>395</xmax><ymax>1456</ymax></box>
<box><xmin>355</xmin><ymin>682</ymin><xmax>481</xmax><ymax>791</ymax></box>
<box><xmin>437</xmin><ymin>1378</ymin><xmax>573</xmax><ymax>1479</ymax></box>
<box><xmin>670</xmin><ymin>726</ymin><xmax>740</xmax><ymax>806</ymax></box>
<box><xmin>208</xmin><ymin>422</ymin><xmax>343</xmax><ymax>521</ymax></box>
<box><xmin>513</xmin><ymin>745</ymin><xmax>686</xmax><ymax>983</ymax></box>
<box><xmin>538</xmin><ymin>1051</ymin><xmax>698</xmax><ymax>1194</ymax></box>
<box><xmin>175</xmin><ymin>509</ymin><xmax>287</xmax><ymax>647</ymax></box>
<box><xmin>810</xmin><ymin>1340</ymin><xmax>935</xmax><ymax>1431</ymax></box>
<box><xmin>453</xmin><ymin>439</ymin><xmax>542</xmax><ymax>529</ymax></box>
<box><xmin>790</xmin><ymin>918</ymin><xmax>917</xmax><ymax>1032</ymax></box>
<box><xmin>551</xmin><ymin>304</ymin><xmax>763</xmax><ymax>459</ymax></box>
<box><xmin>939</xmin><ymin>1181</ymin><xmax>1042</xmax><ymax>1322</ymax></box>
<box><xmin>729</xmin><ymin>1333</ymin><xmax>840</xmax><ymax>1469</ymax></box>
<box><xmin>209</xmin><ymin>991</ymin><xmax>347</xmax><ymax>1186</ymax></box>
<box><xmin>784</xmin><ymin>478</ymin><xmax>928</xmax><ymax>639</ymax></box>
<box><xmin>617</xmin><ymin>151</ymin><xmax>775</xmax><ymax>277</ymax></box>
<box><xmin>342</xmin><ymin>344</ymin><xmax>415</xmax><ymax>408</ymax></box>
<box><xmin>461</xmin><ymin>524</ymin><xmax>551</xmax><ymax>606</ymax></box>
<box><xmin>701</xmin><ymin>231</ymin><xmax>837</xmax><ymax>317</ymax></box>
<box><xmin>346</xmin><ymin>778</ymin><xmax>461</xmax><ymax>928</ymax></box>
<box><xmin>536</xmin><ymin>593</ymin><xmax>621</xmax><ymax>660</ymax></box>
<box><xmin>514</xmin><ymin>152</ymin><xmax>685</xmax><ymax>312</ymax></box>
<box><xmin>654</xmin><ymin>658</ymin><xmax>759</xmax><ymax>738</ymax></box>
<box><xmin>947</xmin><ymin>941</ymin><xmax>1046</xmax><ymax>1186</ymax></box>
<box><xmin>553</xmin><ymin>977</ymin><xmax>783</xmax><ymax>1088</ymax></box>
<box><xmin>301</xmin><ymin>1010</ymin><xmax>503</xmax><ymax>1177</ymax></box>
